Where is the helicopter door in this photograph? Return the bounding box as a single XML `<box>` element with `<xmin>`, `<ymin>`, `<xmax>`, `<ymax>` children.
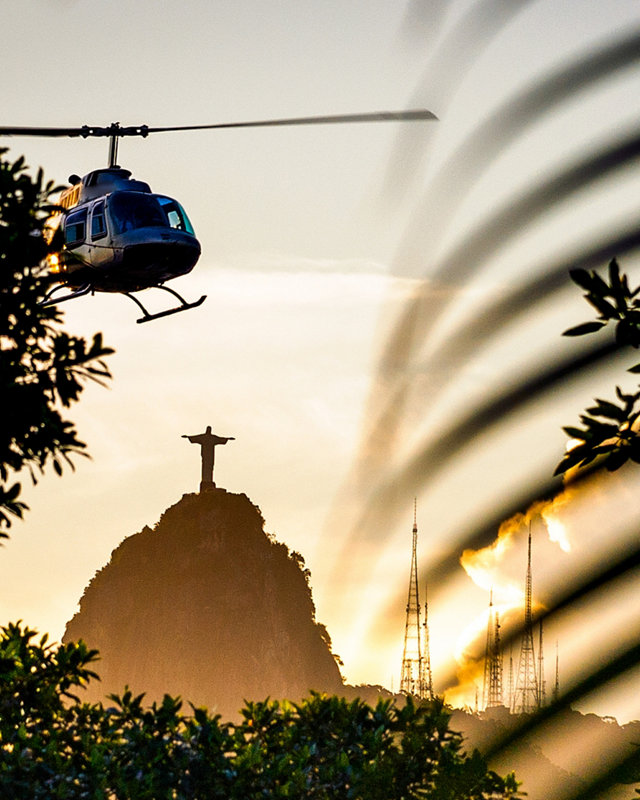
<box><xmin>90</xmin><ymin>200</ymin><xmax>107</xmax><ymax>240</ymax></box>
<box><xmin>64</xmin><ymin>207</ymin><xmax>88</xmax><ymax>248</ymax></box>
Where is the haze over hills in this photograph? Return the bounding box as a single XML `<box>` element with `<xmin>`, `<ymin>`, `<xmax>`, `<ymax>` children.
<box><xmin>62</xmin><ymin>485</ymin><xmax>640</xmax><ymax>798</ymax></box>
<box><xmin>451</xmin><ymin>707</ymin><xmax>640</xmax><ymax>800</ymax></box>
<box><xmin>63</xmin><ymin>488</ymin><xmax>343</xmax><ymax>719</ymax></box>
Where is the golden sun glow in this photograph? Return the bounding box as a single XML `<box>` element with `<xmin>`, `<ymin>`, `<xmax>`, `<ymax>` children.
<box><xmin>541</xmin><ymin>511</ymin><xmax>571</xmax><ymax>553</ymax></box>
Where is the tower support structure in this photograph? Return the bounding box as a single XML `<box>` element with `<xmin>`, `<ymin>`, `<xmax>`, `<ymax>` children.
<box><xmin>400</xmin><ymin>501</ymin><xmax>423</xmax><ymax>697</ymax></box>
<box><xmin>483</xmin><ymin>592</ymin><xmax>504</xmax><ymax>709</ymax></box>
<box><xmin>511</xmin><ymin>525</ymin><xmax>539</xmax><ymax>713</ymax></box>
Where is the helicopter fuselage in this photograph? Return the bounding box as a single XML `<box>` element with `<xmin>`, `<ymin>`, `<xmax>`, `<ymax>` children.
<box><xmin>47</xmin><ymin>167</ymin><xmax>201</xmax><ymax>294</ymax></box>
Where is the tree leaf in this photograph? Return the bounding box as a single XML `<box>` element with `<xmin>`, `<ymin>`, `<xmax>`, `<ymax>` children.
<box><xmin>563</xmin><ymin>321</ymin><xmax>606</xmax><ymax>336</ymax></box>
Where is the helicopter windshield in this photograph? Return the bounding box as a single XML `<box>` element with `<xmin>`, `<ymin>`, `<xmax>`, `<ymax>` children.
<box><xmin>156</xmin><ymin>196</ymin><xmax>195</xmax><ymax>235</ymax></box>
<box><xmin>108</xmin><ymin>192</ymin><xmax>167</xmax><ymax>233</ymax></box>
<box><xmin>107</xmin><ymin>192</ymin><xmax>195</xmax><ymax>236</ymax></box>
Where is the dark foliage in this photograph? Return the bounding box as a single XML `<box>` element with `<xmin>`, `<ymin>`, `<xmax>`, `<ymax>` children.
<box><xmin>0</xmin><ymin>149</ymin><xmax>113</xmax><ymax>531</ymax></box>
<box><xmin>0</xmin><ymin>622</ymin><xmax>520</xmax><ymax>799</ymax></box>
<box><xmin>556</xmin><ymin>259</ymin><xmax>640</xmax><ymax>474</ymax></box>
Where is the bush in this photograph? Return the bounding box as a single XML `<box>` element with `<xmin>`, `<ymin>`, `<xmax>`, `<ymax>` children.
<box><xmin>0</xmin><ymin>623</ymin><xmax>520</xmax><ymax>799</ymax></box>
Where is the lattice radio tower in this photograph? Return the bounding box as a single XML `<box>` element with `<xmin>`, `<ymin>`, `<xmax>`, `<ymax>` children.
<box><xmin>400</xmin><ymin>501</ymin><xmax>423</xmax><ymax>697</ymax></box>
<box><xmin>483</xmin><ymin>591</ymin><xmax>504</xmax><ymax>709</ymax></box>
<box><xmin>511</xmin><ymin>524</ymin><xmax>539</xmax><ymax>713</ymax></box>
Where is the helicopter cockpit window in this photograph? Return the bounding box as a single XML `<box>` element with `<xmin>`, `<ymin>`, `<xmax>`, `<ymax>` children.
<box><xmin>157</xmin><ymin>196</ymin><xmax>195</xmax><ymax>235</ymax></box>
<box><xmin>91</xmin><ymin>200</ymin><xmax>107</xmax><ymax>240</ymax></box>
<box><xmin>108</xmin><ymin>192</ymin><xmax>167</xmax><ymax>234</ymax></box>
<box><xmin>64</xmin><ymin>208</ymin><xmax>88</xmax><ymax>247</ymax></box>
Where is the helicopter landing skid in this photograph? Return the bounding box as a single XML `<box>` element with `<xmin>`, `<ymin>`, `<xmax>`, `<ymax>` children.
<box><xmin>41</xmin><ymin>283</ymin><xmax>93</xmax><ymax>306</ymax></box>
<box><xmin>126</xmin><ymin>285</ymin><xmax>207</xmax><ymax>324</ymax></box>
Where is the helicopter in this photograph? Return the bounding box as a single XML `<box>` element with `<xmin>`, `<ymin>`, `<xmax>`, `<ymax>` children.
<box><xmin>0</xmin><ymin>111</ymin><xmax>436</xmax><ymax>323</ymax></box>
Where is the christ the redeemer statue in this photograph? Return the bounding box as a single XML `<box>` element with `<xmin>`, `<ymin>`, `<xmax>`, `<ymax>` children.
<box><xmin>182</xmin><ymin>426</ymin><xmax>234</xmax><ymax>491</ymax></box>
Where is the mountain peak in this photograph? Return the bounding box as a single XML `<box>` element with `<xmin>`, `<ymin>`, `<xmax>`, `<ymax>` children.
<box><xmin>64</xmin><ymin>489</ymin><xmax>343</xmax><ymax>717</ymax></box>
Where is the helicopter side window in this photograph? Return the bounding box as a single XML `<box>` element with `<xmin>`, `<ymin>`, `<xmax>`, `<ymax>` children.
<box><xmin>157</xmin><ymin>196</ymin><xmax>195</xmax><ymax>235</ymax></box>
<box><xmin>64</xmin><ymin>208</ymin><xmax>88</xmax><ymax>247</ymax></box>
<box><xmin>91</xmin><ymin>200</ymin><xmax>107</xmax><ymax>240</ymax></box>
<box><xmin>108</xmin><ymin>192</ymin><xmax>167</xmax><ymax>234</ymax></box>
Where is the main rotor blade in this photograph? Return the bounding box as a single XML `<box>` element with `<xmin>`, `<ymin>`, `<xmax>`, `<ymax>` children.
<box><xmin>145</xmin><ymin>110</ymin><xmax>438</xmax><ymax>133</ymax></box>
<box><xmin>0</xmin><ymin>126</ymin><xmax>97</xmax><ymax>137</ymax></box>
<box><xmin>0</xmin><ymin>110</ymin><xmax>437</xmax><ymax>139</ymax></box>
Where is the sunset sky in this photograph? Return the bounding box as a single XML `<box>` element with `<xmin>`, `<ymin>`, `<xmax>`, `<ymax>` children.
<box><xmin>4</xmin><ymin>1</ymin><xmax>640</xmax><ymax>723</ymax></box>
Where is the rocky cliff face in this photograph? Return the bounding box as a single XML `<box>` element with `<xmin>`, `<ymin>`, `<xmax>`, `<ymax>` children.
<box><xmin>64</xmin><ymin>489</ymin><xmax>343</xmax><ymax>718</ymax></box>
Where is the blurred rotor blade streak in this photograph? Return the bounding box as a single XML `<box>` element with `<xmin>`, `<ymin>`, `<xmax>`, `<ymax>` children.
<box><xmin>335</xmin><ymin>10</ymin><xmax>640</xmax><ymax>798</ymax></box>
<box><xmin>385</xmin><ymin>25</ymin><xmax>640</xmax><ymax>215</ymax></box>
<box><xmin>369</xmin><ymin>473</ymin><xmax>564</xmax><ymax>627</ymax></box>
<box><xmin>329</xmin><ymin>337</ymin><xmax>623</xmax><ymax>604</ymax></box>
<box><xmin>385</xmin><ymin>0</ymin><xmax>536</xmax><ymax>197</ymax></box>
<box><xmin>409</xmin><ymin>522</ymin><xmax>640</xmax><ymax>798</ymax></box>
<box><xmin>424</xmin><ymin>225</ymin><xmax>640</xmax><ymax>406</ymax></box>
<box><xmin>399</xmin><ymin>0</ymin><xmax>450</xmax><ymax>47</ymax></box>
<box><xmin>359</xmin><ymin>461</ymin><xmax>640</xmax><ymax>678</ymax></box>
<box><xmin>478</xmin><ymin>604</ymin><xmax>640</xmax><ymax>719</ymax></box>
<box><xmin>375</xmin><ymin>334</ymin><xmax>620</xmax><ymax>523</ymax></box>
<box><xmin>354</xmin><ymin>33</ymin><xmax>640</xmax><ymax>503</ymax></box>
<box><xmin>405</xmin><ymin>0</ymin><xmax>535</xmax><ymax>110</ymax></box>
<box><xmin>377</xmin><ymin>26</ymin><xmax>640</xmax><ymax>389</ymax></box>
<box><xmin>356</xmin><ymin>130</ymin><xmax>640</xmax><ymax>486</ymax></box>
<box><xmin>548</xmin><ymin>747</ymin><xmax>640</xmax><ymax>800</ymax></box>
<box><xmin>558</xmin><ymin>744</ymin><xmax>640</xmax><ymax>800</ymax></box>
<box><xmin>495</xmin><ymin>541</ymin><xmax>640</xmax><ymax>666</ymax></box>
<box><xmin>356</xmin><ymin>224</ymin><xmax>640</xmax><ymax>489</ymax></box>
<box><xmin>373</xmin><ymin>459</ymin><xmax>611</xmax><ymax>627</ymax></box>
<box><xmin>538</xmin><ymin>551</ymin><xmax>640</xmax><ymax>635</ymax></box>
<box><xmin>478</xmin><ymin>639</ymin><xmax>640</xmax><ymax>770</ymax></box>
<box><xmin>337</xmin><ymin>16</ymin><xmax>640</xmax><ymax>567</ymax></box>
<box><xmin>406</xmin><ymin>127</ymin><xmax>640</xmax><ymax>336</ymax></box>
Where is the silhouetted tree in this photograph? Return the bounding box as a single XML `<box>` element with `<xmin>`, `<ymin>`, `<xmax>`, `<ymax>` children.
<box><xmin>556</xmin><ymin>259</ymin><xmax>640</xmax><ymax>474</ymax></box>
<box><xmin>0</xmin><ymin>623</ymin><xmax>521</xmax><ymax>799</ymax></box>
<box><xmin>0</xmin><ymin>149</ymin><xmax>113</xmax><ymax>532</ymax></box>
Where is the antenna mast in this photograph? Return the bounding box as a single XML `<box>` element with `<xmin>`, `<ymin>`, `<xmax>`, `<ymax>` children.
<box><xmin>422</xmin><ymin>580</ymin><xmax>434</xmax><ymax>700</ymax></box>
<box><xmin>508</xmin><ymin>643</ymin><xmax>514</xmax><ymax>710</ymax></box>
<box><xmin>538</xmin><ymin>620</ymin><xmax>546</xmax><ymax>707</ymax></box>
<box><xmin>483</xmin><ymin>592</ymin><xmax>504</xmax><ymax>709</ymax></box>
<box><xmin>482</xmin><ymin>591</ymin><xmax>494</xmax><ymax>710</ymax></box>
<box><xmin>512</xmin><ymin>523</ymin><xmax>539</xmax><ymax>713</ymax></box>
<box><xmin>400</xmin><ymin>500</ymin><xmax>423</xmax><ymax>697</ymax></box>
